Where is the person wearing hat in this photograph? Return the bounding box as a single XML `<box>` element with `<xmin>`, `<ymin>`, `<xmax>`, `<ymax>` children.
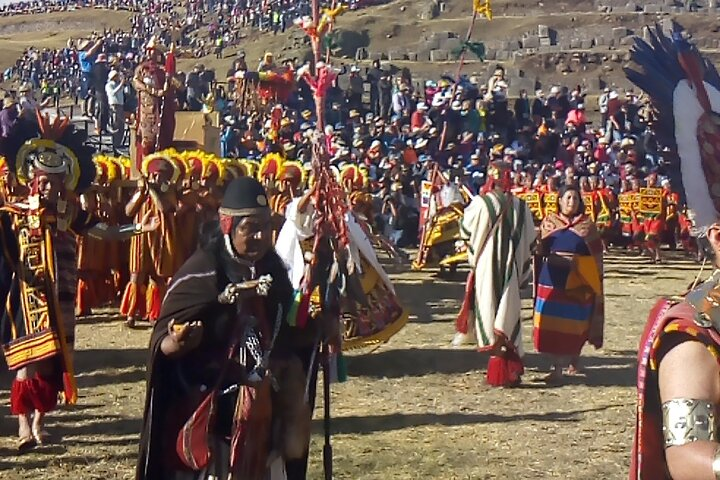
<box><xmin>138</xmin><ymin>176</ymin><xmax>314</xmax><ymax>480</ymax></box>
<box><xmin>0</xmin><ymin>96</ymin><xmax>18</xmax><ymax>139</ymax></box>
<box><xmin>410</xmin><ymin>102</ymin><xmax>430</xmax><ymax>132</ymax></box>
<box><xmin>17</xmin><ymin>83</ymin><xmax>50</xmax><ymax>122</ymax></box>
<box><xmin>347</xmin><ymin>65</ymin><xmax>364</xmax><ymax>111</ymax></box>
<box><xmin>106</xmin><ymin>69</ymin><xmax>126</xmax><ymax>151</ymax></box>
<box><xmin>77</xmin><ymin>37</ymin><xmax>103</xmax><ymax>113</ymax></box>
<box><xmin>566</xmin><ymin>102</ymin><xmax>587</xmax><ymax>132</ymax></box>
<box><xmin>132</xmin><ymin>38</ymin><xmax>176</xmax><ymax>169</ymax></box>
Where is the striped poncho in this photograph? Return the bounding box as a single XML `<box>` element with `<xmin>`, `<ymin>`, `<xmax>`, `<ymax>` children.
<box><xmin>457</xmin><ymin>191</ymin><xmax>537</xmax><ymax>354</ymax></box>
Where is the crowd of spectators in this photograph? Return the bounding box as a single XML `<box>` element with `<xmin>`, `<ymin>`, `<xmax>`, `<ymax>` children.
<box><xmin>0</xmin><ymin>1</ymin><xmax>672</xmax><ymax>249</ymax></box>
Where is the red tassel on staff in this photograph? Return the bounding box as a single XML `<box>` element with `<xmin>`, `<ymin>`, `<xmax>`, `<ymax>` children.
<box><xmin>455</xmin><ymin>271</ymin><xmax>475</xmax><ymax>334</ymax></box>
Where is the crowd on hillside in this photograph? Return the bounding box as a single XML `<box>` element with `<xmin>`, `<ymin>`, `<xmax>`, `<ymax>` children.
<box><xmin>0</xmin><ymin>0</ymin><xmax>678</xmax><ymax>254</ymax></box>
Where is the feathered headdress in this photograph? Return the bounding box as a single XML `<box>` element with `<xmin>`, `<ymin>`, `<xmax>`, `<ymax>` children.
<box><xmin>279</xmin><ymin>160</ymin><xmax>307</xmax><ymax>190</ymax></box>
<box><xmin>239</xmin><ymin>159</ymin><xmax>260</xmax><ymax>178</ymax></box>
<box><xmin>339</xmin><ymin>164</ymin><xmax>368</xmax><ymax>192</ymax></box>
<box><xmin>625</xmin><ymin>23</ymin><xmax>720</xmax><ymax>230</ymax></box>
<box><xmin>258</xmin><ymin>152</ymin><xmax>285</xmax><ymax>184</ymax></box>
<box><xmin>140</xmin><ymin>151</ymin><xmax>181</xmax><ymax>183</ymax></box>
<box><xmin>5</xmin><ymin>111</ymin><xmax>95</xmax><ymax>192</ymax></box>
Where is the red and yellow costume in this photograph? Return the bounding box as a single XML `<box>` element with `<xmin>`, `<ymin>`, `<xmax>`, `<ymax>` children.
<box><xmin>120</xmin><ymin>152</ymin><xmax>180</xmax><ymax>323</ymax></box>
<box><xmin>640</xmin><ymin>186</ymin><xmax>666</xmax><ymax>250</ymax></box>
<box><xmin>76</xmin><ymin>157</ymin><xmax>120</xmax><ymax>315</ymax></box>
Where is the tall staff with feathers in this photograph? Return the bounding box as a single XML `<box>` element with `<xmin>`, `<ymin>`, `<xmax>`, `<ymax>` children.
<box><xmin>295</xmin><ymin>3</ymin><xmax>348</xmax><ymax>479</ymax></box>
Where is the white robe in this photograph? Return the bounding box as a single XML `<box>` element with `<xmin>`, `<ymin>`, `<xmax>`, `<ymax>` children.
<box><xmin>274</xmin><ymin>198</ymin><xmax>394</xmax><ymax>293</ymax></box>
<box><xmin>456</xmin><ymin>191</ymin><xmax>537</xmax><ymax>354</ymax></box>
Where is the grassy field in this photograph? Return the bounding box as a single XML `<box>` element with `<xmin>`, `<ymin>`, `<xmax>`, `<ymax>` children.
<box><xmin>0</xmin><ymin>249</ymin><xmax>701</xmax><ymax>479</ymax></box>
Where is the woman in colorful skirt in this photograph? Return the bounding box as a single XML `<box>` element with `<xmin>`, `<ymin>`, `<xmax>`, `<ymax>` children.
<box><xmin>533</xmin><ymin>185</ymin><xmax>604</xmax><ymax>383</ymax></box>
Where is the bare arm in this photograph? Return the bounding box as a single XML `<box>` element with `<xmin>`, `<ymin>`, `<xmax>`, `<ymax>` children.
<box><xmin>87</xmin><ymin>39</ymin><xmax>103</xmax><ymax>57</ymax></box>
<box><xmin>125</xmin><ymin>187</ymin><xmax>147</xmax><ymax>218</ymax></box>
<box><xmin>659</xmin><ymin>340</ymin><xmax>720</xmax><ymax>480</ymax></box>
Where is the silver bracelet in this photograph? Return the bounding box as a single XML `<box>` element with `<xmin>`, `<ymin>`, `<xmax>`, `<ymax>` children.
<box><xmin>713</xmin><ymin>445</ymin><xmax>720</xmax><ymax>480</ymax></box>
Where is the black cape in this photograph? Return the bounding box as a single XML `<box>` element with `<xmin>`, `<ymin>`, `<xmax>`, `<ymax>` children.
<box><xmin>136</xmin><ymin>244</ymin><xmax>296</xmax><ymax>480</ymax></box>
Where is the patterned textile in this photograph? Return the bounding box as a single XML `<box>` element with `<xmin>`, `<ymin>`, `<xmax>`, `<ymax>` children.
<box><xmin>533</xmin><ymin>213</ymin><xmax>604</xmax><ymax>356</ymax></box>
<box><xmin>630</xmin><ymin>300</ymin><xmax>720</xmax><ymax>480</ymax></box>
<box><xmin>457</xmin><ymin>191</ymin><xmax>537</xmax><ymax>353</ymax></box>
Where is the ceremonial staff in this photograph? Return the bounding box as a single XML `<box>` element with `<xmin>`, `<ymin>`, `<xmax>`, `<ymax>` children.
<box><xmin>413</xmin><ymin>0</ymin><xmax>492</xmax><ymax>270</ymax></box>
<box><xmin>295</xmin><ymin>2</ymin><xmax>348</xmax><ymax>478</ymax></box>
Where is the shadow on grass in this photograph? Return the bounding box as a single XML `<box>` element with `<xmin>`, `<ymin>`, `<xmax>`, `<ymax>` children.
<box><xmin>321</xmin><ymin>404</ymin><xmax>621</xmax><ymax>435</ymax></box>
<box><xmin>347</xmin><ymin>348</ymin><xmax>636</xmax><ymax>387</ymax></box>
<box><xmin>394</xmin><ymin>280</ymin><xmax>465</xmax><ymax>323</ymax></box>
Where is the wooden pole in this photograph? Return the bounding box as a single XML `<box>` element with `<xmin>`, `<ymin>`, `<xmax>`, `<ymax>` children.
<box><xmin>414</xmin><ymin>9</ymin><xmax>479</xmax><ymax>269</ymax></box>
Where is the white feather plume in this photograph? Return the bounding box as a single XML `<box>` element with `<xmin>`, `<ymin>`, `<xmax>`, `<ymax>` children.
<box><xmin>673</xmin><ymin>79</ymin><xmax>720</xmax><ymax>228</ymax></box>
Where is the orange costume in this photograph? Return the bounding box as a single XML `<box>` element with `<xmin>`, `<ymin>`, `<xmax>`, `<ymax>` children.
<box><xmin>76</xmin><ymin>158</ymin><xmax>120</xmax><ymax>315</ymax></box>
<box><xmin>120</xmin><ymin>152</ymin><xmax>180</xmax><ymax>323</ymax></box>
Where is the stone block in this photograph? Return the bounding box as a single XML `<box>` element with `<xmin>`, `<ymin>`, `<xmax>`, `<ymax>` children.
<box><xmin>484</xmin><ymin>49</ymin><xmax>497</xmax><ymax>60</ymax></box>
<box><xmin>415</xmin><ymin>49</ymin><xmax>431</xmax><ymax>62</ymax></box>
<box><xmin>422</xmin><ymin>38</ymin><xmax>441</xmax><ymax>50</ymax></box>
<box><xmin>406</xmin><ymin>52</ymin><xmax>419</xmax><ymax>62</ymax></box>
<box><xmin>441</xmin><ymin>37</ymin><xmax>462</xmax><ymax>51</ymax></box>
<box><xmin>538</xmin><ymin>24</ymin><xmax>550</xmax><ymax>37</ymax></box>
<box><xmin>495</xmin><ymin>50</ymin><xmax>510</xmax><ymax>61</ymax></box>
<box><xmin>620</xmin><ymin>35</ymin><xmax>635</xmax><ymax>46</ymax></box>
<box><xmin>612</xmin><ymin>27</ymin><xmax>630</xmax><ymax>39</ymax></box>
<box><xmin>355</xmin><ymin>47</ymin><xmax>368</xmax><ymax>61</ymax></box>
<box><xmin>581</xmin><ymin>39</ymin><xmax>594</xmax><ymax>49</ymax></box>
<box><xmin>509</xmin><ymin>77</ymin><xmax>536</xmax><ymax>96</ymax></box>
<box><xmin>588</xmin><ymin>76</ymin><xmax>603</xmax><ymax>91</ymax></box>
<box><xmin>388</xmin><ymin>50</ymin><xmax>407</xmax><ymax>61</ymax></box>
<box><xmin>522</xmin><ymin>36</ymin><xmax>541</xmax><ymax>49</ymax></box>
<box><xmin>430</xmin><ymin>49</ymin><xmax>448</xmax><ymax>62</ymax></box>
<box><xmin>643</xmin><ymin>4</ymin><xmax>663</xmax><ymax>12</ymax></box>
<box><xmin>539</xmin><ymin>36</ymin><xmax>552</xmax><ymax>47</ymax></box>
<box><xmin>368</xmin><ymin>51</ymin><xmax>385</xmax><ymax>61</ymax></box>
<box><xmin>594</xmin><ymin>35</ymin><xmax>608</xmax><ymax>46</ymax></box>
<box><xmin>570</xmin><ymin>38</ymin><xmax>583</xmax><ymax>49</ymax></box>
<box><xmin>624</xmin><ymin>1</ymin><xmax>638</xmax><ymax>11</ymax></box>
<box><xmin>559</xmin><ymin>40</ymin><xmax>573</xmax><ymax>50</ymax></box>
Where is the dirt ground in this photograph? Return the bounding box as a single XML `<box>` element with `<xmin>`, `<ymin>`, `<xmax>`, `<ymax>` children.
<box><xmin>0</xmin><ymin>248</ymin><xmax>702</xmax><ymax>479</ymax></box>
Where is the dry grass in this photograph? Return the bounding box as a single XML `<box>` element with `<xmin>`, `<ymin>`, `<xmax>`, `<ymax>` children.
<box><xmin>0</xmin><ymin>9</ymin><xmax>131</xmax><ymax>70</ymax></box>
<box><xmin>0</xmin><ymin>249</ymin><xmax>701</xmax><ymax>479</ymax></box>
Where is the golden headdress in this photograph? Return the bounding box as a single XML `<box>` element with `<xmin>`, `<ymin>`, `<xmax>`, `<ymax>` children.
<box><xmin>279</xmin><ymin>160</ymin><xmax>307</xmax><ymax>190</ymax></box>
<box><xmin>339</xmin><ymin>164</ymin><xmax>368</xmax><ymax>192</ymax></box>
<box><xmin>258</xmin><ymin>152</ymin><xmax>285</xmax><ymax>184</ymax></box>
<box><xmin>140</xmin><ymin>150</ymin><xmax>181</xmax><ymax>183</ymax></box>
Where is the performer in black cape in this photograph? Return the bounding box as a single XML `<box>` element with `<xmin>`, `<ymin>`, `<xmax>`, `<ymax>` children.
<box><xmin>137</xmin><ymin>176</ymin><xmax>317</xmax><ymax>480</ymax></box>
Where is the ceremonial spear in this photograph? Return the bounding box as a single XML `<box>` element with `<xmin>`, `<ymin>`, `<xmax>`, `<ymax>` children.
<box><xmin>412</xmin><ymin>0</ymin><xmax>492</xmax><ymax>270</ymax></box>
<box><xmin>295</xmin><ymin>3</ymin><xmax>348</xmax><ymax>479</ymax></box>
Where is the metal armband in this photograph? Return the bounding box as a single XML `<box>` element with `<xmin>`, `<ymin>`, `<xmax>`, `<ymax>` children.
<box><xmin>662</xmin><ymin>399</ymin><xmax>717</xmax><ymax>448</ymax></box>
<box><xmin>713</xmin><ymin>445</ymin><xmax>720</xmax><ymax>480</ymax></box>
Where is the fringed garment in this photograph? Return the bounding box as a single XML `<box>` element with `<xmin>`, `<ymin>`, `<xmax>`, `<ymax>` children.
<box><xmin>120</xmin><ymin>196</ymin><xmax>177</xmax><ymax>322</ymax></box>
<box><xmin>533</xmin><ymin>213</ymin><xmax>604</xmax><ymax>356</ymax></box>
<box><xmin>275</xmin><ymin>198</ymin><xmax>409</xmax><ymax>351</ymax></box>
<box><xmin>455</xmin><ymin>191</ymin><xmax>537</xmax><ymax>354</ymax></box>
<box><xmin>0</xmin><ymin>205</ymin><xmax>89</xmax><ymax>409</ymax></box>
